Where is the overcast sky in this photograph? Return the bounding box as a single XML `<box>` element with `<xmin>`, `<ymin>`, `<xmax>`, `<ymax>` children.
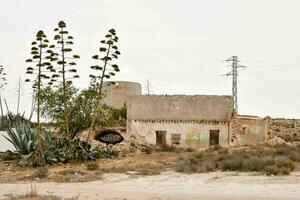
<box><xmin>0</xmin><ymin>0</ymin><xmax>299</xmax><ymax>119</ymax></box>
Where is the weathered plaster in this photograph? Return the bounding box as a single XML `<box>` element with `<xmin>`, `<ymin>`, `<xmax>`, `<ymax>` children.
<box><xmin>127</xmin><ymin>95</ymin><xmax>233</xmax><ymax>121</ymax></box>
<box><xmin>129</xmin><ymin>120</ymin><xmax>230</xmax><ymax>149</ymax></box>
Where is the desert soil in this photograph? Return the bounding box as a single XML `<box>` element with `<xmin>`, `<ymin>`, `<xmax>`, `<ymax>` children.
<box><xmin>0</xmin><ymin>171</ymin><xmax>300</xmax><ymax>200</ymax></box>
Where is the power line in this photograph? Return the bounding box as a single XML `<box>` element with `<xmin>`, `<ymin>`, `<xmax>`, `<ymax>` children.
<box><xmin>245</xmin><ymin>57</ymin><xmax>300</xmax><ymax>62</ymax></box>
<box><xmin>239</xmin><ymin>80</ymin><xmax>300</xmax><ymax>110</ymax></box>
<box><xmin>246</xmin><ymin>72</ymin><xmax>300</xmax><ymax>97</ymax></box>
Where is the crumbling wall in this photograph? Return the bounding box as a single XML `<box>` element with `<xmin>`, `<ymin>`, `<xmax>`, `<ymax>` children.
<box><xmin>267</xmin><ymin>118</ymin><xmax>300</xmax><ymax>142</ymax></box>
<box><xmin>102</xmin><ymin>81</ymin><xmax>142</xmax><ymax>108</ymax></box>
<box><xmin>231</xmin><ymin>115</ymin><xmax>268</xmax><ymax>145</ymax></box>
<box><xmin>128</xmin><ymin>120</ymin><xmax>230</xmax><ymax>149</ymax></box>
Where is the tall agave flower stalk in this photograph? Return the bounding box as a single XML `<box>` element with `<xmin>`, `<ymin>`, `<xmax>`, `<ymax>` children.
<box><xmin>25</xmin><ymin>30</ymin><xmax>55</xmax><ymax>152</ymax></box>
<box><xmin>90</xmin><ymin>28</ymin><xmax>120</xmax><ymax>130</ymax></box>
<box><xmin>49</xmin><ymin>21</ymin><xmax>80</xmax><ymax>139</ymax></box>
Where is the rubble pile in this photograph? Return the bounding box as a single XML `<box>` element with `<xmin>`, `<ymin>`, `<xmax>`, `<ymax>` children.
<box><xmin>267</xmin><ymin>119</ymin><xmax>300</xmax><ymax>142</ymax></box>
<box><xmin>264</xmin><ymin>136</ymin><xmax>290</xmax><ymax>146</ymax></box>
<box><xmin>78</xmin><ymin>129</ymin><xmax>153</xmax><ymax>155</ymax></box>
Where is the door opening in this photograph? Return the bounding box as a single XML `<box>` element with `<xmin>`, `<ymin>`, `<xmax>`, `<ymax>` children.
<box><xmin>209</xmin><ymin>130</ymin><xmax>219</xmax><ymax>146</ymax></box>
<box><xmin>156</xmin><ymin>131</ymin><xmax>167</xmax><ymax>146</ymax></box>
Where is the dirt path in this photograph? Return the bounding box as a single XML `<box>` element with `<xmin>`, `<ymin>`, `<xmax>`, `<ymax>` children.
<box><xmin>1</xmin><ymin>171</ymin><xmax>300</xmax><ymax>200</ymax></box>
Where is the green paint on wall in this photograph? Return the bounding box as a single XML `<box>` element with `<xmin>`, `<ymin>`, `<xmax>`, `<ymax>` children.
<box><xmin>184</xmin><ymin>132</ymin><xmax>209</xmax><ymax>148</ymax></box>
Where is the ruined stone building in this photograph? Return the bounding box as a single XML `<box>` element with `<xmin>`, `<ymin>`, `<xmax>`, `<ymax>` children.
<box><xmin>102</xmin><ymin>81</ymin><xmax>297</xmax><ymax>148</ymax></box>
<box><xmin>126</xmin><ymin>95</ymin><xmax>234</xmax><ymax>149</ymax></box>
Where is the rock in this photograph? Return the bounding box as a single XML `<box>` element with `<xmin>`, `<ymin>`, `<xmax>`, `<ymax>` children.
<box><xmin>264</xmin><ymin>136</ymin><xmax>291</xmax><ymax>146</ymax></box>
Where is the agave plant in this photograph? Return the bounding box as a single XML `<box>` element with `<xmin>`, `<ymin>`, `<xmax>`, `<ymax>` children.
<box><xmin>3</xmin><ymin>122</ymin><xmax>53</xmax><ymax>155</ymax></box>
<box><xmin>3</xmin><ymin>122</ymin><xmax>36</xmax><ymax>154</ymax></box>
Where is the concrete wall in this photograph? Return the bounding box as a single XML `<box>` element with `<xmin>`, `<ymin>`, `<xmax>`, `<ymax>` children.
<box><xmin>232</xmin><ymin>115</ymin><xmax>268</xmax><ymax>145</ymax></box>
<box><xmin>127</xmin><ymin>95</ymin><xmax>233</xmax><ymax>121</ymax></box>
<box><xmin>128</xmin><ymin>120</ymin><xmax>230</xmax><ymax>149</ymax></box>
<box><xmin>102</xmin><ymin>81</ymin><xmax>142</xmax><ymax>108</ymax></box>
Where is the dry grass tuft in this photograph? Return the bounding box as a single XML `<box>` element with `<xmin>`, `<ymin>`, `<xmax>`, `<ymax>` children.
<box><xmin>4</xmin><ymin>183</ymin><xmax>79</xmax><ymax>200</ymax></box>
<box><xmin>85</xmin><ymin>161</ymin><xmax>99</xmax><ymax>171</ymax></box>
<box><xmin>34</xmin><ymin>167</ymin><xmax>48</xmax><ymax>179</ymax></box>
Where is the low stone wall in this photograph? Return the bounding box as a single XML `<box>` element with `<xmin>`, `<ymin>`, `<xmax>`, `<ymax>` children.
<box><xmin>267</xmin><ymin>118</ymin><xmax>300</xmax><ymax>142</ymax></box>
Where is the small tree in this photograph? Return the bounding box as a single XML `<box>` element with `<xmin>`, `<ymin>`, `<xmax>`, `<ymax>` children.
<box><xmin>40</xmin><ymin>83</ymin><xmax>78</xmax><ymax>131</ymax></box>
<box><xmin>0</xmin><ymin>65</ymin><xmax>7</xmax><ymax>118</ymax></box>
<box><xmin>50</xmin><ymin>21</ymin><xmax>80</xmax><ymax>138</ymax></box>
<box><xmin>90</xmin><ymin>28</ymin><xmax>120</xmax><ymax>129</ymax></box>
<box><xmin>25</xmin><ymin>30</ymin><xmax>54</xmax><ymax>152</ymax></box>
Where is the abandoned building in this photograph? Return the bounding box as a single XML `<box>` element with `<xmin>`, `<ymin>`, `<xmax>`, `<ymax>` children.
<box><xmin>102</xmin><ymin>81</ymin><xmax>297</xmax><ymax>149</ymax></box>
<box><xmin>126</xmin><ymin>95</ymin><xmax>234</xmax><ymax>149</ymax></box>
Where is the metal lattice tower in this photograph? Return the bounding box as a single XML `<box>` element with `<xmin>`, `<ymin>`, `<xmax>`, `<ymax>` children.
<box><xmin>226</xmin><ymin>56</ymin><xmax>246</xmax><ymax>113</ymax></box>
<box><xmin>145</xmin><ymin>79</ymin><xmax>153</xmax><ymax>95</ymax></box>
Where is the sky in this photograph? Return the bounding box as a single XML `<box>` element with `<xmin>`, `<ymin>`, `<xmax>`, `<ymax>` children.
<box><xmin>0</xmin><ymin>0</ymin><xmax>299</xmax><ymax>119</ymax></box>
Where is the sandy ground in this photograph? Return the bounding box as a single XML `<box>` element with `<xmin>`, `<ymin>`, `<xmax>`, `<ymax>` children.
<box><xmin>0</xmin><ymin>171</ymin><xmax>300</xmax><ymax>200</ymax></box>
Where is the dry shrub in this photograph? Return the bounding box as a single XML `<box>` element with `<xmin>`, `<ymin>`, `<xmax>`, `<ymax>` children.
<box><xmin>4</xmin><ymin>183</ymin><xmax>69</xmax><ymax>200</ymax></box>
<box><xmin>242</xmin><ymin>157</ymin><xmax>274</xmax><ymax>172</ymax></box>
<box><xmin>53</xmin><ymin>174</ymin><xmax>71</xmax><ymax>183</ymax></box>
<box><xmin>274</xmin><ymin>157</ymin><xmax>295</xmax><ymax>171</ymax></box>
<box><xmin>58</xmin><ymin>169</ymin><xmax>86</xmax><ymax>176</ymax></box>
<box><xmin>173</xmin><ymin>144</ymin><xmax>298</xmax><ymax>175</ymax></box>
<box><xmin>0</xmin><ymin>151</ymin><xmax>21</xmax><ymax>161</ymax></box>
<box><xmin>275</xmin><ymin>144</ymin><xmax>300</xmax><ymax>162</ymax></box>
<box><xmin>158</xmin><ymin>145</ymin><xmax>195</xmax><ymax>153</ymax></box>
<box><xmin>53</xmin><ymin>169</ymin><xmax>85</xmax><ymax>182</ymax></box>
<box><xmin>34</xmin><ymin>167</ymin><xmax>48</xmax><ymax>179</ymax></box>
<box><xmin>26</xmin><ymin>183</ymin><xmax>38</xmax><ymax>197</ymax></box>
<box><xmin>264</xmin><ymin>166</ymin><xmax>291</xmax><ymax>175</ymax></box>
<box><xmin>52</xmin><ymin>168</ymin><xmax>101</xmax><ymax>182</ymax></box>
<box><xmin>85</xmin><ymin>161</ymin><xmax>99</xmax><ymax>171</ymax></box>
<box><xmin>136</xmin><ymin>164</ymin><xmax>164</xmax><ymax>176</ymax></box>
<box><xmin>159</xmin><ymin>145</ymin><xmax>178</xmax><ymax>152</ymax></box>
<box><xmin>175</xmin><ymin>157</ymin><xmax>216</xmax><ymax>173</ymax></box>
<box><xmin>220</xmin><ymin>157</ymin><xmax>244</xmax><ymax>171</ymax></box>
<box><xmin>142</xmin><ymin>146</ymin><xmax>154</xmax><ymax>154</ymax></box>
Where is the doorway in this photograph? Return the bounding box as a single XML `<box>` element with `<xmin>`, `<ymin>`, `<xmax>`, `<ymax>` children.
<box><xmin>209</xmin><ymin>130</ymin><xmax>219</xmax><ymax>146</ymax></box>
<box><xmin>156</xmin><ymin>131</ymin><xmax>167</xmax><ymax>146</ymax></box>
